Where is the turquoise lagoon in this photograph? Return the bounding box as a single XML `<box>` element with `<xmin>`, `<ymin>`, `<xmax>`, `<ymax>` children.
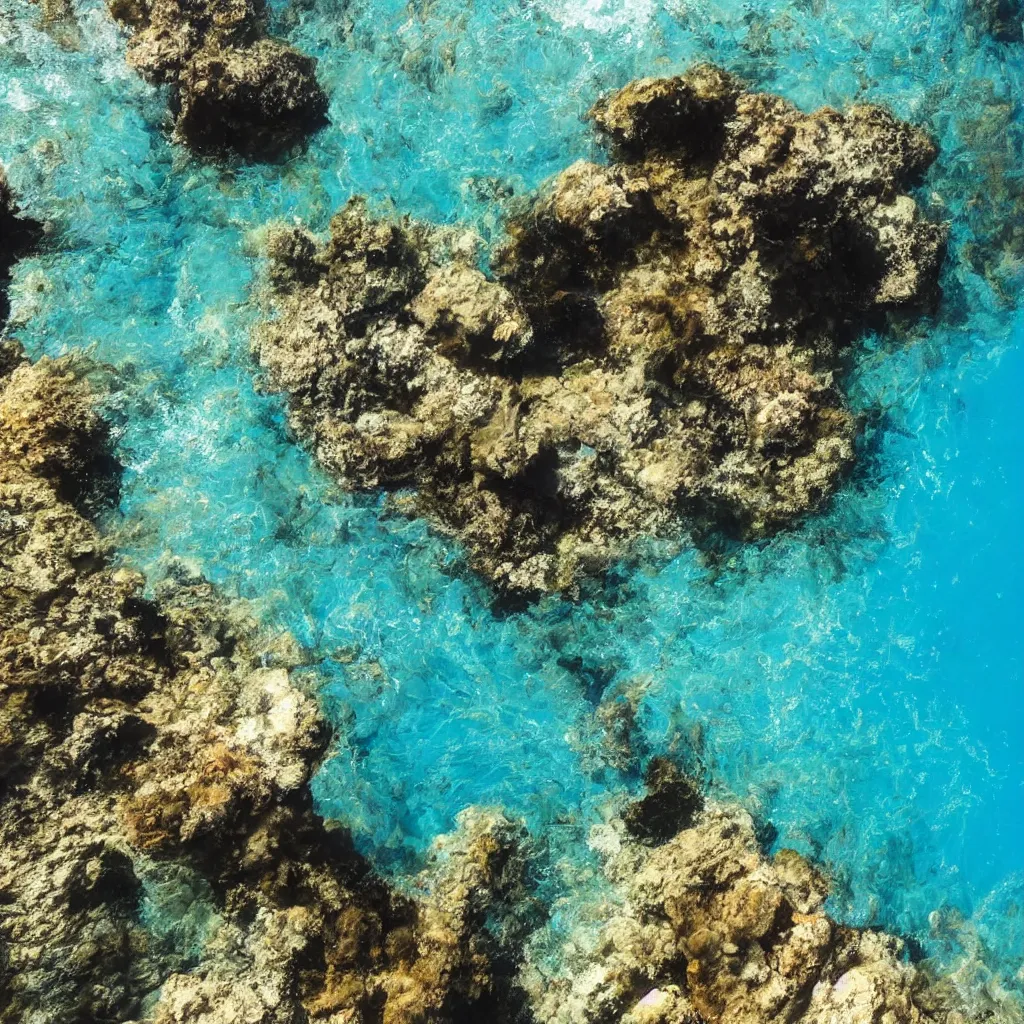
<box><xmin>1</xmin><ymin>0</ymin><xmax>1022</xmax><ymax>992</ymax></box>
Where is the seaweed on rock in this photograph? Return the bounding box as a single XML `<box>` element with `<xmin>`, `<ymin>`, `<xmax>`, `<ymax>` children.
<box><xmin>524</xmin><ymin>795</ymin><xmax>972</xmax><ymax>1024</ymax></box>
<box><xmin>0</xmin><ymin>348</ymin><xmax>991</xmax><ymax>1024</ymax></box>
<box><xmin>251</xmin><ymin>65</ymin><xmax>947</xmax><ymax>598</ymax></box>
<box><xmin>0</xmin><ymin>346</ymin><xmax>532</xmax><ymax>1024</ymax></box>
<box><xmin>107</xmin><ymin>0</ymin><xmax>328</xmax><ymax>157</ymax></box>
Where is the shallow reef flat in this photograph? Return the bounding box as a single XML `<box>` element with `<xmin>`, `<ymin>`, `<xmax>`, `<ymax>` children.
<box><xmin>0</xmin><ymin>175</ymin><xmax>1006</xmax><ymax>1024</ymax></box>
<box><xmin>0</xmin><ymin>338</ymin><xmax>533</xmax><ymax>1023</ymax></box>
<box><xmin>1</xmin><ymin>0</ymin><xmax>1024</xmax><ymax>1015</ymax></box>
<box><xmin>252</xmin><ymin>66</ymin><xmax>946</xmax><ymax>598</ymax></box>
<box><xmin>0</xmin><ymin>338</ymin><xmax>989</xmax><ymax>1023</ymax></box>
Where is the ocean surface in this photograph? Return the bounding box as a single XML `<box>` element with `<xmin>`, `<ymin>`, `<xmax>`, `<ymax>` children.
<box><xmin>1</xmin><ymin>0</ymin><xmax>1022</xmax><ymax>992</ymax></box>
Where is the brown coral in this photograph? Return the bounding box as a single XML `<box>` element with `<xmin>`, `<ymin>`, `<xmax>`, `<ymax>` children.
<box><xmin>524</xmin><ymin>798</ymin><xmax>968</xmax><ymax>1024</ymax></box>
<box><xmin>252</xmin><ymin>65</ymin><xmax>946</xmax><ymax>598</ymax></box>
<box><xmin>0</xmin><ymin>347</ymin><xmax>529</xmax><ymax>1024</ymax></box>
<box><xmin>107</xmin><ymin>0</ymin><xmax>328</xmax><ymax>157</ymax></box>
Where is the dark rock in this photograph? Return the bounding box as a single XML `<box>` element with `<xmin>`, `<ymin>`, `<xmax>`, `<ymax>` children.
<box><xmin>623</xmin><ymin>756</ymin><xmax>704</xmax><ymax>844</ymax></box>
<box><xmin>108</xmin><ymin>0</ymin><xmax>328</xmax><ymax>158</ymax></box>
<box><xmin>0</xmin><ymin>168</ymin><xmax>42</xmax><ymax>329</ymax></box>
<box><xmin>970</xmin><ymin>0</ymin><xmax>1023</xmax><ymax>41</ymax></box>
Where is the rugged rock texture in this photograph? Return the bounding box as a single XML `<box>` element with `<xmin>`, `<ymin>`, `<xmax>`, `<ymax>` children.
<box><xmin>523</xmin><ymin>794</ymin><xmax>970</xmax><ymax>1024</ymax></box>
<box><xmin>107</xmin><ymin>0</ymin><xmax>328</xmax><ymax>157</ymax></box>
<box><xmin>252</xmin><ymin>65</ymin><xmax>946</xmax><ymax>598</ymax></box>
<box><xmin>0</xmin><ymin>347</ymin><xmax>529</xmax><ymax>1023</ymax></box>
<box><xmin>0</xmin><ymin>351</ymin><xmax>166</xmax><ymax>1022</ymax></box>
<box><xmin>141</xmin><ymin>803</ymin><xmax>530</xmax><ymax>1024</ymax></box>
<box><xmin>0</xmin><ymin>347</ymin><xmax>996</xmax><ymax>1024</ymax></box>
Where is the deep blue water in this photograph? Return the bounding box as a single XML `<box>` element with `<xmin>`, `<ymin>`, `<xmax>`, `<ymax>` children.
<box><xmin>1</xmin><ymin>0</ymin><xmax>1022</xmax><ymax>991</ymax></box>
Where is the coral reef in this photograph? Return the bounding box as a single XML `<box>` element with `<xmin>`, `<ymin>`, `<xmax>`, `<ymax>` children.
<box><xmin>0</xmin><ymin>346</ymin><xmax>529</xmax><ymax>1023</ymax></box>
<box><xmin>0</xmin><ymin>147</ymin><xmax>978</xmax><ymax>1024</ymax></box>
<box><xmin>0</xmin><ymin>344</ymin><xmax>994</xmax><ymax>1024</ymax></box>
<box><xmin>252</xmin><ymin>65</ymin><xmax>946</xmax><ymax>598</ymax></box>
<box><xmin>523</xmin><ymin>787</ymin><xmax>970</xmax><ymax>1024</ymax></box>
<box><xmin>107</xmin><ymin>0</ymin><xmax>328</xmax><ymax>157</ymax></box>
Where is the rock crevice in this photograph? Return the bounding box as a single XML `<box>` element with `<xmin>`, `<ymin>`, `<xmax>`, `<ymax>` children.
<box><xmin>0</xmin><ymin>168</ymin><xmax>42</xmax><ymax>335</ymax></box>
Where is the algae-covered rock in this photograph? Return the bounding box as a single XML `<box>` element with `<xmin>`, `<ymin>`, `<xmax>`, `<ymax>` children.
<box><xmin>252</xmin><ymin>65</ymin><xmax>946</xmax><ymax>598</ymax></box>
<box><xmin>0</xmin><ymin>348</ymin><xmax>529</xmax><ymax>1024</ymax></box>
<box><xmin>107</xmin><ymin>0</ymin><xmax>327</xmax><ymax>157</ymax></box>
<box><xmin>524</xmin><ymin>794</ymin><xmax>969</xmax><ymax>1024</ymax></box>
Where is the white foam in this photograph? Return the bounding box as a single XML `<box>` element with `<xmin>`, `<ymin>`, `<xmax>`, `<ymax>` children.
<box><xmin>541</xmin><ymin>0</ymin><xmax>656</xmax><ymax>36</ymax></box>
<box><xmin>4</xmin><ymin>80</ymin><xmax>38</xmax><ymax>112</ymax></box>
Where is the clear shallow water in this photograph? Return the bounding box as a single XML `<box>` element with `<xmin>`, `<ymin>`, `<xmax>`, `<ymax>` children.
<box><xmin>1</xmin><ymin>0</ymin><xmax>1022</xmax><ymax>991</ymax></box>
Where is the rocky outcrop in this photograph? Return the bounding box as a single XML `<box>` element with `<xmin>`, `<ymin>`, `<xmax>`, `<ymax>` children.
<box><xmin>107</xmin><ymin>0</ymin><xmax>328</xmax><ymax>157</ymax></box>
<box><xmin>141</xmin><ymin>803</ymin><xmax>530</xmax><ymax>1024</ymax></box>
<box><xmin>0</xmin><ymin>347</ymin><xmax>995</xmax><ymax>1024</ymax></box>
<box><xmin>252</xmin><ymin>65</ymin><xmax>946</xmax><ymax>598</ymax></box>
<box><xmin>523</xmin><ymin>788</ymin><xmax>969</xmax><ymax>1024</ymax></box>
<box><xmin>0</xmin><ymin>347</ymin><xmax>529</xmax><ymax>1023</ymax></box>
<box><xmin>0</xmin><ymin>351</ymin><xmax>167</xmax><ymax>1022</ymax></box>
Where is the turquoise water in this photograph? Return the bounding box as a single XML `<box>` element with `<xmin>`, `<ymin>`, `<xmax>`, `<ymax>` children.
<box><xmin>1</xmin><ymin>0</ymin><xmax>1022</xmax><ymax>992</ymax></box>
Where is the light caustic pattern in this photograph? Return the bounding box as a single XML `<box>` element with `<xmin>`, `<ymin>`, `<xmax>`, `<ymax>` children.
<box><xmin>0</xmin><ymin>0</ymin><xmax>1022</xmax><ymax>988</ymax></box>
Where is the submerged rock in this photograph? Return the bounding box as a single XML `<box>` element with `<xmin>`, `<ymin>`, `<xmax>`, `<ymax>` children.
<box><xmin>30</xmin><ymin>0</ymin><xmax>83</xmax><ymax>49</ymax></box>
<box><xmin>252</xmin><ymin>65</ymin><xmax>946</xmax><ymax>598</ymax></box>
<box><xmin>621</xmin><ymin>757</ymin><xmax>703</xmax><ymax>845</ymax></box>
<box><xmin>107</xmin><ymin>0</ymin><xmax>328</xmax><ymax>157</ymax></box>
<box><xmin>0</xmin><ymin>347</ymin><xmax>529</xmax><ymax>1023</ymax></box>
<box><xmin>524</xmin><ymin>796</ymin><xmax>969</xmax><ymax>1024</ymax></box>
<box><xmin>967</xmin><ymin>0</ymin><xmax>1023</xmax><ymax>41</ymax></box>
<box><xmin>0</xmin><ymin>349</ymin><xmax>997</xmax><ymax>1024</ymax></box>
<box><xmin>0</xmin><ymin>168</ymin><xmax>42</xmax><ymax>329</ymax></box>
